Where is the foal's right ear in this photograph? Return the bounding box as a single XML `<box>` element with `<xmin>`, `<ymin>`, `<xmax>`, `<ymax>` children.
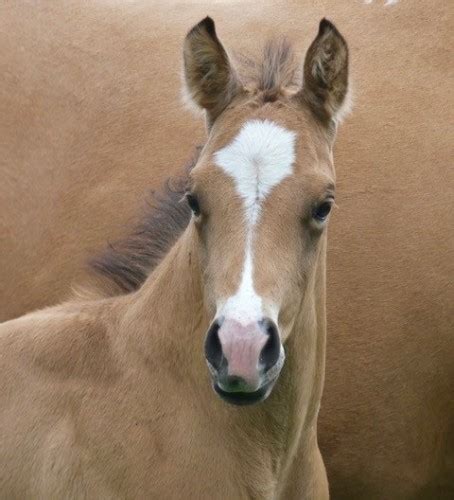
<box><xmin>183</xmin><ymin>17</ymin><xmax>240</xmax><ymax>126</ymax></box>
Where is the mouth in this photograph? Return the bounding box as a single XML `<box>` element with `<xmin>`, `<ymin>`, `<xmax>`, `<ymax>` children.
<box><xmin>213</xmin><ymin>379</ymin><xmax>274</xmax><ymax>406</ymax></box>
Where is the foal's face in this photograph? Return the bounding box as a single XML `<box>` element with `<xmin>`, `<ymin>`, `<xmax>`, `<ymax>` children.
<box><xmin>184</xmin><ymin>17</ymin><xmax>348</xmax><ymax>405</ymax></box>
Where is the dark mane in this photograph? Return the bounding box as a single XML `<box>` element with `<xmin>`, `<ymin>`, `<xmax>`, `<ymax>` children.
<box><xmin>88</xmin><ymin>40</ymin><xmax>299</xmax><ymax>294</ymax></box>
<box><xmin>88</xmin><ymin>147</ymin><xmax>201</xmax><ymax>293</ymax></box>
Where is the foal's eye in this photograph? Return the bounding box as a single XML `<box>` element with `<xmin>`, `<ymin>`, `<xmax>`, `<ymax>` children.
<box><xmin>186</xmin><ymin>193</ymin><xmax>201</xmax><ymax>216</ymax></box>
<box><xmin>312</xmin><ymin>200</ymin><xmax>333</xmax><ymax>222</ymax></box>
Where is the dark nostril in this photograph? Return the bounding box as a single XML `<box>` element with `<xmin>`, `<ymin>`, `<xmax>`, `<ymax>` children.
<box><xmin>205</xmin><ymin>319</ymin><xmax>223</xmax><ymax>371</ymax></box>
<box><xmin>259</xmin><ymin>318</ymin><xmax>281</xmax><ymax>370</ymax></box>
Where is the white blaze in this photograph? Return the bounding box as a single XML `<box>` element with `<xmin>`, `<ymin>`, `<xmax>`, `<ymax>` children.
<box><xmin>214</xmin><ymin>119</ymin><xmax>296</xmax><ymax>324</ymax></box>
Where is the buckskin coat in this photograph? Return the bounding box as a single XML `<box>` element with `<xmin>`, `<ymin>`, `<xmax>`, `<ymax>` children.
<box><xmin>0</xmin><ymin>1</ymin><xmax>452</xmax><ymax>498</ymax></box>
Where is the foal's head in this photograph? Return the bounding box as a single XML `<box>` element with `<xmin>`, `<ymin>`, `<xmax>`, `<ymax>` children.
<box><xmin>183</xmin><ymin>17</ymin><xmax>349</xmax><ymax>405</ymax></box>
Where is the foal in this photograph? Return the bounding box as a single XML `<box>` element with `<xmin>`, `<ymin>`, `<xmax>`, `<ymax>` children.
<box><xmin>0</xmin><ymin>18</ymin><xmax>348</xmax><ymax>498</ymax></box>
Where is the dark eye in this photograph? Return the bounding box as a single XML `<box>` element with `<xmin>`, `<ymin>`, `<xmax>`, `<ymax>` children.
<box><xmin>186</xmin><ymin>193</ymin><xmax>201</xmax><ymax>216</ymax></box>
<box><xmin>312</xmin><ymin>200</ymin><xmax>333</xmax><ymax>222</ymax></box>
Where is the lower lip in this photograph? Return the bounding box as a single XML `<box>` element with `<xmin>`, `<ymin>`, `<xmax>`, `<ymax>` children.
<box><xmin>213</xmin><ymin>380</ymin><xmax>273</xmax><ymax>406</ymax></box>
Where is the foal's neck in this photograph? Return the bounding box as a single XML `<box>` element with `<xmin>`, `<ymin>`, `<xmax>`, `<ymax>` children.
<box><xmin>120</xmin><ymin>224</ymin><xmax>326</xmax><ymax>459</ymax></box>
<box><xmin>120</xmin><ymin>226</ymin><xmax>209</xmax><ymax>379</ymax></box>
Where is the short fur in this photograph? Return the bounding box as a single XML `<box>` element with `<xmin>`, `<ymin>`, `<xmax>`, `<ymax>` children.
<box><xmin>1</xmin><ymin>2</ymin><xmax>452</xmax><ymax>498</ymax></box>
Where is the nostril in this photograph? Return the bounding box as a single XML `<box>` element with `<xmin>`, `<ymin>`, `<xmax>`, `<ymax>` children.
<box><xmin>265</xmin><ymin>320</ymin><xmax>278</xmax><ymax>338</ymax></box>
<box><xmin>259</xmin><ymin>318</ymin><xmax>281</xmax><ymax>370</ymax></box>
<box><xmin>205</xmin><ymin>319</ymin><xmax>223</xmax><ymax>371</ymax></box>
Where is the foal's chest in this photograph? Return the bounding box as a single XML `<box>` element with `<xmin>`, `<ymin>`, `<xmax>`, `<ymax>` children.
<box><xmin>79</xmin><ymin>393</ymin><xmax>279</xmax><ymax>499</ymax></box>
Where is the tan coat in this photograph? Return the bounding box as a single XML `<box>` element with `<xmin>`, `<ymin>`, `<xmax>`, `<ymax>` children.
<box><xmin>0</xmin><ymin>1</ymin><xmax>452</xmax><ymax>498</ymax></box>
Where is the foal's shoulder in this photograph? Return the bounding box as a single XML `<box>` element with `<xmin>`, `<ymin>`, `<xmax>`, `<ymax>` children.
<box><xmin>0</xmin><ymin>301</ymin><xmax>102</xmax><ymax>340</ymax></box>
<box><xmin>0</xmin><ymin>300</ymin><xmax>119</xmax><ymax>382</ymax></box>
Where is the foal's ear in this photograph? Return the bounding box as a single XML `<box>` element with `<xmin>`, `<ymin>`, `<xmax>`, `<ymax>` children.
<box><xmin>296</xmin><ymin>19</ymin><xmax>349</xmax><ymax>125</ymax></box>
<box><xmin>183</xmin><ymin>17</ymin><xmax>240</xmax><ymax>125</ymax></box>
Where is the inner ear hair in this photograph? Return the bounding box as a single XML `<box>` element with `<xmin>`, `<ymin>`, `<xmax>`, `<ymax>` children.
<box><xmin>297</xmin><ymin>18</ymin><xmax>349</xmax><ymax>126</ymax></box>
<box><xmin>183</xmin><ymin>17</ymin><xmax>241</xmax><ymax>125</ymax></box>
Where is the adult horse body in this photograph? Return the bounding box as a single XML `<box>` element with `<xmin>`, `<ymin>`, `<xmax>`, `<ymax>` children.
<box><xmin>1</xmin><ymin>1</ymin><xmax>453</xmax><ymax>499</ymax></box>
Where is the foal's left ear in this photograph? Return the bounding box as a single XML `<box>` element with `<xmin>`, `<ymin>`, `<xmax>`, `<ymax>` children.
<box><xmin>184</xmin><ymin>17</ymin><xmax>241</xmax><ymax>126</ymax></box>
<box><xmin>296</xmin><ymin>19</ymin><xmax>349</xmax><ymax>126</ymax></box>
